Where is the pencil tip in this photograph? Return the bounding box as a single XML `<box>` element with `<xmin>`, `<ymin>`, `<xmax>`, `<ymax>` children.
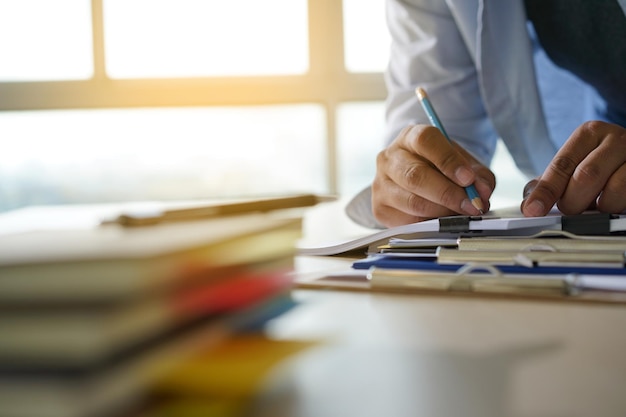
<box><xmin>472</xmin><ymin>198</ymin><xmax>485</xmax><ymax>215</ymax></box>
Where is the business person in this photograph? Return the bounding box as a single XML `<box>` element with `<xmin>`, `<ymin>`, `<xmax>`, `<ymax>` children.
<box><xmin>347</xmin><ymin>0</ymin><xmax>626</xmax><ymax>228</ymax></box>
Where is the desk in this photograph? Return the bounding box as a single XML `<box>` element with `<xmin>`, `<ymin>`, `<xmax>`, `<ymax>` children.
<box><xmin>2</xmin><ymin>201</ymin><xmax>625</xmax><ymax>417</ymax></box>
<box><xmin>250</xmin><ymin>201</ymin><xmax>626</xmax><ymax>417</ymax></box>
<box><xmin>247</xmin><ymin>255</ymin><xmax>626</xmax><ymax>417</ymax></box>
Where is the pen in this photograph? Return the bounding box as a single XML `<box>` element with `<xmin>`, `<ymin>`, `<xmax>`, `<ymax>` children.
<box><xmin>415</xmin><ymin>87</ymin><xmax>485</xmax><ymax>214</ymax></box>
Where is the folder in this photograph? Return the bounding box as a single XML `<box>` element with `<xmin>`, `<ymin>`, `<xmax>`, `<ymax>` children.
<box><xmin>298</xmin><ymin>211</ymin><xmax>626</xmax><ymax>256</ymax></box>
<box><xmin>368</xmin><ymin>266</ymin><xmax>571</xmax><ymax>297</ymax></box>
<box><xmin>367</xmin><ymin>266</ymin><xmax>626</xmax><ymax>298</ymax></box>
<box><xmin>455</xmin><ymin>230</ymin><xmax>626</xmax><ymax>253</ymax></box>
<box><xmin>435</xmin><ymin>247</ymin><xmax>625</xmax><ymax>268</ymax></box>
<box><xmin>352</xmin><ymin>255</ymin><xmax>626</xmax><ymax>276</ymax></box>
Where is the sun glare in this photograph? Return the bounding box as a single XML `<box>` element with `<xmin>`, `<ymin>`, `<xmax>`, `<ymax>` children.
<box><xmin>103</xmin><ymin>0</ymin><xmax>309</xmax><ymax>78</ymax></box>
<box><xmin>0</xmin><ymin>0</ymin><xmax>92</xmax><ymax>81</ymax></box>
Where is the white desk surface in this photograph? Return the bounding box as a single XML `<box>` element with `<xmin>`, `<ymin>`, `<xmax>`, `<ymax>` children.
<box><xmin>251</xmin><ymin>201</ymin><xmax>626</xmax><ymax>417</ymax></box>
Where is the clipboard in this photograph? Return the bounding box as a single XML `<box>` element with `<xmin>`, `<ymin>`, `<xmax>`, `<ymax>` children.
<box><xmin>294</xmin><ymin>264</ymin><xmax>626</xmax><ymax>305</ymax></box>
<box><xmin>435</xmin><ymin>247</ymin><xmax>625</xmax><ymax>268</ymax></box>
<box><xmin>367</xmin><ymin>265</ymin><xmax>626</xmax><ymax>303</ymax></box>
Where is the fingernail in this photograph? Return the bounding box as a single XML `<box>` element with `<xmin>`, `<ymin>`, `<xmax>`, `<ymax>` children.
<box><xmin>455</xmin><ymin>166</ymin><xmax>474</xmax><ymax>186</ymax></box>
<box><xmin>461</xmin><ymin>198</ymin><xmax>480</xmax><ymax>215</ymax></box>
<box><xmin>524</xmin><ymin>199</ymin><xmax>545</xmax><ymax>217</ymax></box>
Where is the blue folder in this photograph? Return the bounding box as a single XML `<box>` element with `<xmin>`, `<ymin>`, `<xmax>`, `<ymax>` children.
<box><xmin>352</xmin><ymin>255</ymin><xmax>626</xmax><ymax>276</ymax></box>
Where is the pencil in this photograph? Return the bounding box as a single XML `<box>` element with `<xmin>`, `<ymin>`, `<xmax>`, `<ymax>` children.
<box><xmin>415</xmin><ymin>87</ymin><xmax>485</xmax><ymax>214</ymax></box>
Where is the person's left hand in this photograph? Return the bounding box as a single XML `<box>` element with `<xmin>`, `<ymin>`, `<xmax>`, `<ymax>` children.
<box><xmin>521</xmin><ymin>121</ymin><xmax>626</xmax><ymax>216</ymax></box>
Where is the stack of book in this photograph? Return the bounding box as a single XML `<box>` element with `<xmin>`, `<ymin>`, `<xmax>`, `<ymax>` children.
<box><xmin>0</xmin><ymin>200</ymin><xmax>310</xmax><ymax>417</ymax></box>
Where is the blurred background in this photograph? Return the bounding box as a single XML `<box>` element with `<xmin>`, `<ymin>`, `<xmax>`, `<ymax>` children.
<box><xmin>0</xmin><ymin>0</ymin><xmax>527</xmax><ymax>213</ymax></box>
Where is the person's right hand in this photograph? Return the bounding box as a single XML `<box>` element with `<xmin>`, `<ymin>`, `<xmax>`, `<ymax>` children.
<box><xmin>372</xmin><ymin>124</ymin><xmax>495</xmax><ymax>227</ymax></box>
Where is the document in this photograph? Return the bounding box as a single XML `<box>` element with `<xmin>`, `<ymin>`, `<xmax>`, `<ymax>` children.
<box><xmin>298</xmin><ymin>211</ymin><xmax>626</xmax><ymax>256</ymax></box>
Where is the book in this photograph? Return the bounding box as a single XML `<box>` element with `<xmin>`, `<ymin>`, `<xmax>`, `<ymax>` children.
<box><xmin>103</xmin><ymin>193</ymin><xmax>334</xmax><ymax>227</ymax></box>
<box><xmin>0</xmin><ymin>213</ymin><xmax>302</xmax><ymax>304</ymax></box>
<box><xmin>0</xmin><ymin>266</ymin><xmax>295</xmax><ymax>369</ymax></box>
<box><xmin>150</xmin><ymin>334</ymin><xmax>316</xmax><ymax>399</ymax></box>
<box><xmin>0</xmin><ymin>203</ymin><xmax>308</xmax><ymax>417</ymax></box>
<box><xmin>0</xmin><ymin>318</ymin><xmax>229</xmax><ymax>417</ymax></box>
<box><xmin>0</xmin><ymin>289</ymin><xmax>298</xmax><ymax>417</ymax></box>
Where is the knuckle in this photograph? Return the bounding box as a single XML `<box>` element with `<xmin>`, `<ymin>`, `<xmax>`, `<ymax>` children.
<box><xmin>405</xmin><ymin>191</ymin><xmax>423</xmax><ymax>214</ymax></box>
<box><xmin>549</xmin><ymin>155</ymin><xmax>578</xmax><ymax>177</ymax></box>
<box><xmin>607</xmin><ymin>130</ymin><xmax>626</xmax><ymax>149</ymax></box>
<box><xmin>438</xmin><ymin>151</ymin><xmax>461</xmax><ymax>176</ymax></box>
<box><xmin>375</xmin><ymin>149</ymin><xmax>387</xmax><ymax>168</ymax></box>
<box><xmin>535</xmin><ymin>181</ymin><xmax>563</xmax><ymax>203</ymax></box>
<box><xmin>573</xmin><ymin>162</ymin><xmax>603</xmax><ymax>185</ymax></box>
<box><xmin>437</xmin><ymin>184</ymin><xmax>460</xmax><ymax>209</ymax></box>
<box><xmin>402</xmin><ymin>163</ymin><xmax>427</xmax><ymax>190</ymax></box>
<box><xmin>376</xmin><ymin>148</ymin><xmax>396</xmax><ymax>172</ymax></box>
<box><xmin>413</xmin><ymin>126</ymin><xmax>441</xmax><ymax>149</ymax></box>
<box><xmin>580</xmin><ymin>120</ymin><xmax>606</xmax><ymax>135</ymax></box>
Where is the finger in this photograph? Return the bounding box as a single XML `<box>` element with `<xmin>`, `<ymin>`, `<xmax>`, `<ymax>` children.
<box><xmin>402</xmin><ymin>125</ymin><xmax>477</xmax><ymax>187</ymax></box>
<box><xmin>473</xmin><ymin>177</ymin><xmax>493</xmax><ymax>212</ymax></box>
<box><xmin>522</xmin><ymin>124</ymin><xmax>600</xmax><ymax>216</ymax></box>
<box><xmin>472</xmin><ymin>167</ymin><xmax>496</xmax><ymax>212</ymax></box>
<box><xmin>520</xmin><ymin>178</ymin><xmax>539</xmax><ymax>213</ymax></box>
<box><xmin>453</xmin><ymin>143</ymin><xmax>496</xmax><ymax>210</ymax></box>
<box><xmin>383</xmin><ymin>150</ymin><xmax>481</xmax><ymax>216</ymax></box>
<box><xmin>372</xmin><ymin>175</ymin><xmax>456</xmax><ymax>227</ymax></box>
<box><xmin>596</xmin><ymin>163</ymin><xmax>626</xmax><ymax>213</ymax></box>
<box><xmin>523</xmin><ymin>178</ymin><xmax>539</xmax><ymax>200</ymax></box>
<box><xmin>557</xmin><ymin>130</ymin><xmax>626</xmax><ymax>213</ymax></box>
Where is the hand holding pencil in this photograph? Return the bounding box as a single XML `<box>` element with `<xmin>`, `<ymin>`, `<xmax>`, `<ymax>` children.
<box><xmin>415</xmin><ymin>87</ymin><xmax>485</xmax><ymax>214</ymax></box>
<box><xmin>371</xmin><ymin>87</ymin><xmax>495</xmax><ymax>227</ymax></box>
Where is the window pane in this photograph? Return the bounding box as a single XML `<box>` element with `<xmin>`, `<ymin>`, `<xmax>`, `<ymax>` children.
<box><xmin>0</xmin><ymin>0</ymin><xmax>93</xmax><ymax>81</ymax></box>
<box><xmin>103</xmin><ymin>0</ymin><xmax>309</xmax><ymax>78</ymax></box>
<box><xmin>343</xmin><ymin>0</ymin><xmax>389</xmax><ymax>73</ymax></box>
<box><xmin>337</xmin><ymin>102</ymin><xmax>386</xmax><ymax>196</ymax></box>
<box><xmin>0</xmin><ymin>106</ymin><xmax>326</xmax><ymax>212</ymax></box>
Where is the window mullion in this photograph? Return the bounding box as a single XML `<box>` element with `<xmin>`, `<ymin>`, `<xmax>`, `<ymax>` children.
<box><xmin>91</xmin><ymin>0</ymin><xmax>106</xmax><ymax>81</ymax></box>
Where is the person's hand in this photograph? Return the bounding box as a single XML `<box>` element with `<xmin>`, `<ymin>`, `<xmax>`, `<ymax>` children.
<box><xmin>521</xmin><ymin>121</ymin><xmax>626</xmax><ymax>217</ymax></box>
<box><xmin>372</xmin><ymin>124</ymin><xmax>495</xmax><ymax>227</ymax></box>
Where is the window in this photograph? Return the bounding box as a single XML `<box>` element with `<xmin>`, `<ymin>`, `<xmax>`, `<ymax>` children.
<box><xmin>103</xmin><ymin>0</ymin><xmax>309</xmax><ymax>78</ymax></box>
<box><xmin>0</xmin><ymin>0</ymin><xmax>93</xmax><ymax>81</ymax></box>
<box><xmin>0</xmin><ymin>0</ymin><xmax>523</xmax><ymax>213</ymax></box>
